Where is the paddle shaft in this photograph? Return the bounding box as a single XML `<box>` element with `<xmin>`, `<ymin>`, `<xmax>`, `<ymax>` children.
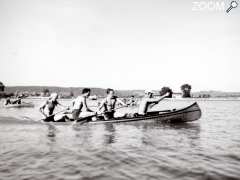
<box><xmin>149</xmin><ymin>95</ymin><xmax>168</xmax><ymax>109</ymax></box>
<box><xmin>41</xmin><ymin>108</ymin><xmax>69</xmax><ymax>121</ymax></box>
<box><xmin>75</xmin><ymin>105</ymin><xmax>128</xmax><ymax>124</ymax></box>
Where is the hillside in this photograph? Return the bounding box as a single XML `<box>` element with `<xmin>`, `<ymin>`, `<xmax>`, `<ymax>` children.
<box><xmin>5</xmin><ymin>86</ymin><xmax>144</xmax><ymax>97</ymax></box>
<box><xmin>4</xmin><ymin>86</ymin><xmax>240</xmax><ymax>98</ymax></box>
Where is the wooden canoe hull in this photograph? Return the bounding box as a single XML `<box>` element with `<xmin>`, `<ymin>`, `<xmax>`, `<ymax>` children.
<box><xmin>82</xmin><ymin>102</ymin><xmax>201</xmax><ymax>124</ymax></box>
<box><xmin>44</xmin><ymin>102</ymin><xmax>201</xmax><ymax>124</ymax></box>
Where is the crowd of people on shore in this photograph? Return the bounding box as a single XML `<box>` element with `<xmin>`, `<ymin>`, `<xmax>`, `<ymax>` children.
<box><xmin>39</xmin><ymin>88</ymin><xmax>170</xmax><ymax>122</ymax></box>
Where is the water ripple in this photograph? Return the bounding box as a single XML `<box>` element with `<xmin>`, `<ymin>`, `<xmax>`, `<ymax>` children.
<box><xmin>0</xmin><ymin>100</ymin><xmax>240</xmax><ymax>179</ymax></box>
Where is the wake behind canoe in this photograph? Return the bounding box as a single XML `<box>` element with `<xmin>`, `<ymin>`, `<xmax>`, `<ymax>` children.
<box><xmin>4</xmin><ymin>102</ymin><xmax>35</xmax><ymax>108</ymax></box>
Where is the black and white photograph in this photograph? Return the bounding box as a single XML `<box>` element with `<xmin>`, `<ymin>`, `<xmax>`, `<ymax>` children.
<box><xmin>0</xmin><ymin>0</ymin><xmax>239</xmax><ymax>179</ymax></box>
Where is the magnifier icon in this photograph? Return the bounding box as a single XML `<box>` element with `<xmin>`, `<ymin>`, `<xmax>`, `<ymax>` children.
<box><xmin>226</xmin><ymin>1</ymin><xmax>238</xmax><ymax>13</ymax></box>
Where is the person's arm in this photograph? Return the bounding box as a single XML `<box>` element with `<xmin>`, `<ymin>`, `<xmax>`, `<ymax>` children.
<box><xmin>158</xmin><ymin>92</ymin><xmax>170</xmax><ymax>102</ymax></box>
<box><xmin>97</xmin><ymin>99</ymin><xmax>106</xmax><ymax>112</ymax></box>
<box><xmin>56</xmin><ymin>100</ymin><xmax>69</xmax><ymax>109</ymax></box>
<box><xmin>117</xmin><ymin>98</ymin><xmax>127</xmax><ymax>107</ymax></box>
<box><xmin>146</xmin><ymin>98</ymin><xmax>160</xmax><ymax>103</ymax></box>
<box><xmin>147</xmin><ymin>92</ymin><xmax>169</xmax><ymax>104</ymax></box>
<box><xmin>83</xmin><ymin>98</ymin><xmax>94</xmax><ymax>112</ymax></box>
<box><xmin>39</xmin><ymin>101</ymin><xmax>47</xmax><ymax>117</ymax></box>
<box><xmin>156</xmin><ymin>95</ymin><xmax>167</xmax><ymax>103</ymax></box>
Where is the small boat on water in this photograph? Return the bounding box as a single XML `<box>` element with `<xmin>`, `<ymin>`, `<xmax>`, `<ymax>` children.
<box><xmin>45</xmin><ymin>102</ymin><xmax>201</xmax><ymax>124</ymax></box>
<box><xmin>4</xmin><ymin>102</ymin><xmax>35</xmax><ymax>108</ymax></box>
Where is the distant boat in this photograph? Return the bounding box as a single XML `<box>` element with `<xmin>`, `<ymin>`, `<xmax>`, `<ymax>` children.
<box><xmin>4</xmin><ymin>102</ymin><xmax>34</xmax><ymax>108</ymax></box>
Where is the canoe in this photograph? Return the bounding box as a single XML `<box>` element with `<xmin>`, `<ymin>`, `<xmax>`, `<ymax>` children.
<box><xmin>47</xmin><ymin>102</ymin><xmax>201</xmax><ymax>124</ymax></box>
<box><xmin>85</xmin><ymin>102</ymin><xmax>201</xmax><ymax>124</ymax></box>
<box><xmin>4</xmin><ymin>102</ymin><xmax>35</xmax><ymax>108</ymax></box>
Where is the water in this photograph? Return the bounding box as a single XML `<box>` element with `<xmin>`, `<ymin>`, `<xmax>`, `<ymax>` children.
<box><xmin>0</xmin><ymin>99</ymin><xmax>240</xmax><ymax>180</ymax></box>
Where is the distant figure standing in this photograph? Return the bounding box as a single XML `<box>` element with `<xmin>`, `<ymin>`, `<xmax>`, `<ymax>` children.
<box><xmin>39</xmin><ymin>93</ymin><xmax>67</xmax><ymax>121</ymax></box>
<box><xmin>138</xmin><ymin>90</ymin><xmax>169</xmax><ymax>115</ymax></box>
<box><xmin>71</xmin><ymin>88</ymin><xmax>96</xmax><ymax>121</ymax></box>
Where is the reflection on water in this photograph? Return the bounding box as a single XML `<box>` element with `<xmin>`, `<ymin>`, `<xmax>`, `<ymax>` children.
<box><xmin>78</xmin><ymin>121</ymin><xmax>201</xmax><ymax>148</ymax></box>
<box><xmin>104</xmin><ymin>124</ymin><xmax>116</xmax><ymax>144</ymax></box>
<box><xmin>69</xmin><ymin>118</ymin><xmax>201</xmax><ymax>150</ymax></box>
<box><xmin>0</xmin><ymin>99</ymin><xmax>240</xmax><ymax>180</ymax></box>
<box><xmin>46</xmin><ymin>123</ymin><xmax>57</xmax><ymax>138</ymax></box>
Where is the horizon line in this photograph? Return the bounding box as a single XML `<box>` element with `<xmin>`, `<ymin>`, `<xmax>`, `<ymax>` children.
<box><xmin>4</xmin><ymin>85</ymin><xmax>240</xmax><ymax>93</ymax></box>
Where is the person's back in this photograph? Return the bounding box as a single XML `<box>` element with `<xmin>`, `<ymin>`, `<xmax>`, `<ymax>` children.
<box><xmin>72</xmin><ymin>95</ymin><xmax>86</xmax><ymax>120</ymax></box>
<box><xmin>71</xmin><ymin>88</ymin><xmax>95</xmax><ymax>121</ymax></box>
<box><xmin>103</xmin><ymin>96</ymin><xmax>117</xmax><ymax>112</ymax></box>
<box><xmin>44</xmin><ymin>99</ymin><xmax>58</xmax><ymax>115</ymax></box>
<box><xmin>40</xmin><ymin>93</ymin><xmax>59</xmax><ymax>117</ymax></box>
<box><xmin>72</xmin><ymin>96</ymin><xmax>84</xmax><ymax>111</ymax></box>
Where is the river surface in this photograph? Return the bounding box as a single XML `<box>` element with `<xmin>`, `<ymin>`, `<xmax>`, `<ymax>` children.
<box><xmin>0</xmin><ymin>98</ymin><xmax>240</xmax><ymax>180</ymax></box>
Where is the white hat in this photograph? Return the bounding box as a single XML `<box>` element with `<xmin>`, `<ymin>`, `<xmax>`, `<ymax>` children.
<box><xmin>144</xmin><ymin>90</ymin><xmax>153</xmax><ymax>94</ymax></box>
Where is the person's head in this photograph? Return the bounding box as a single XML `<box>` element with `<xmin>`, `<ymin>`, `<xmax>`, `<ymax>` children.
<box><xmin>82</xmin><ymin>88</ymin><xmax>91</xmax><ymax>97</ymax></box>
<box><xmin>106</xmin><ymin>88</ymin><xmax>115</xmax><ymax>98</ymax></box>
<box><xmin>50</xmin><ymin>93</ymin><xmax>58</xmax><ymax>101</ymax></box>
<box><xmin>144</xmin><ymin>90</ymin><xmax>154</xmax><ymax>98</ymax></box>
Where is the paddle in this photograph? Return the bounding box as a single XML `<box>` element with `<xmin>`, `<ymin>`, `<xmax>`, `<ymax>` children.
<box><xmin>41</xmin><ymin>108</ymin><xmax>69</xmax><ymax>122</ymax></box>
<box><xmin>73</xmin><ymin>105</ymin><xmax>128</xmax><ymax>125</ymax></box>
<box><xmin>149</xmin><ymin>93</ymin><xmax>170</xmax><ymax>110</ymax></box>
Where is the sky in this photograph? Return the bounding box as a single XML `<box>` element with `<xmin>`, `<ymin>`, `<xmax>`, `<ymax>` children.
<box><xmin>0</xmin><ymin>0</ymin><xmax>239</xmax><ymax>92</ymax></box>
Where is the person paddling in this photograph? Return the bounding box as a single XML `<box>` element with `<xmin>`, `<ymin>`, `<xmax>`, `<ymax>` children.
<box><xmin>5</xmin><ymin>97</ymin><xmax>12</xmax><ymax>105</ymax></box>
<box><xmin>71</xmin><ymin>88</ymin><xmax>96</xmax><ymax>121</ymax></box>
<box><xmin>138</xmin><ymin>90</ymin><xmax>169</xmax><ymax>115</ymax></box>
<box><xmin>39</xmin><ymin>93</ymin><xmax>68</xmax><ymax>122</ymax></box>
<box><xmin>97</xmin><ymin>88</ymin><xmax>127</xmax><ymax>120</ymax></box>
<box><xmin>5</xmin><ymin>95</ymin><xmax>23</xmax><ymax>105</ymax></box>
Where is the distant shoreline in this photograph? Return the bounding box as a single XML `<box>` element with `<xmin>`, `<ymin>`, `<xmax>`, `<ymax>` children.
<box><xmin>13</xmin><ymin>97</ymin><xmax>240</xmax><ymax>102</ymax></box>
<box><xmin>1</xmin><ymin>86</ymin><xmax>240</xmax><ymax>99</ymax></box>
